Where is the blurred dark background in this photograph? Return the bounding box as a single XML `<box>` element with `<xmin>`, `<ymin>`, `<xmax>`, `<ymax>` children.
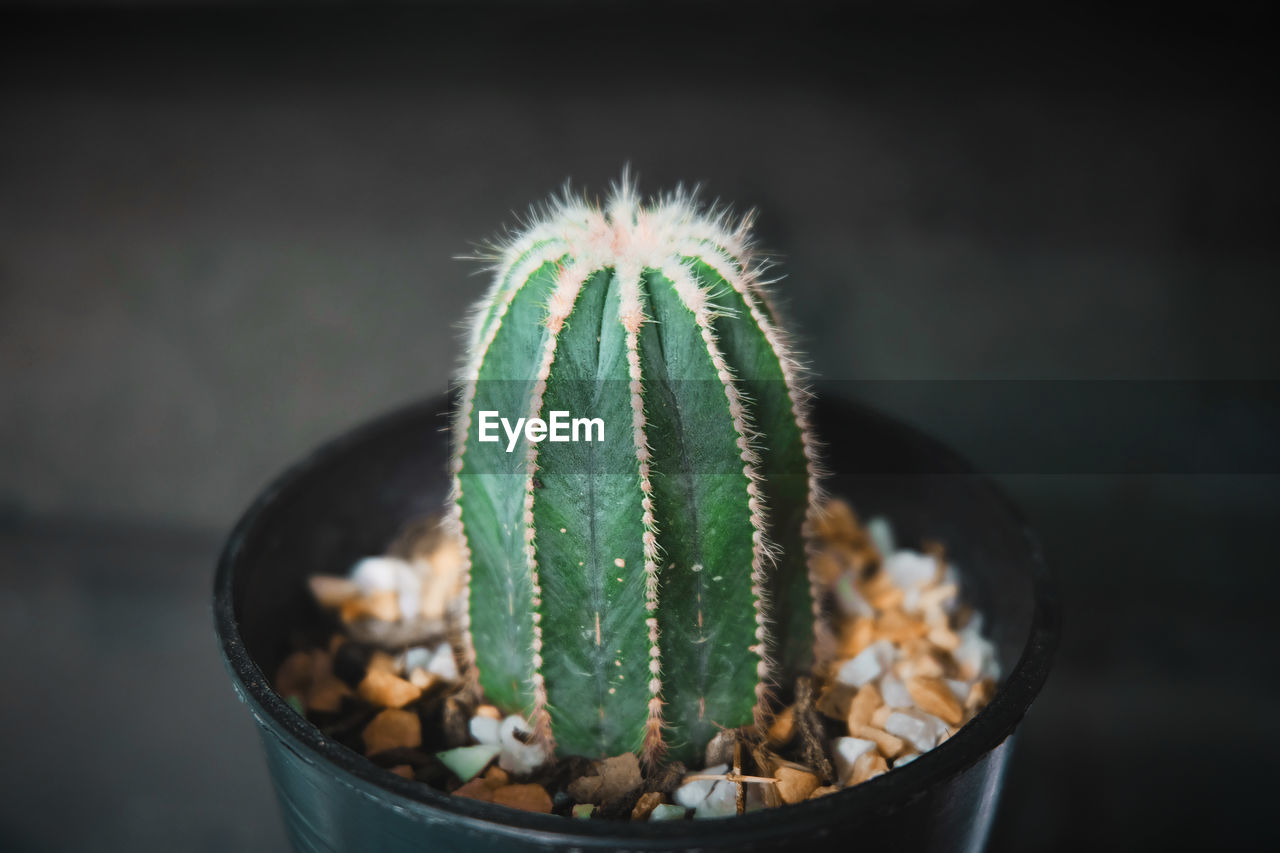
<box><xmin>2</xmin><ymin>2</ymin><xmax>1278</xmax><ymax>850</ymax></box>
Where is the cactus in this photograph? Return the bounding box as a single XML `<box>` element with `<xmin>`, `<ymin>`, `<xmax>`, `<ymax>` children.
<box><xmin>450</xmin><ymin>181</ymin><xmax>823</xmax><ymax>765</ymax></box>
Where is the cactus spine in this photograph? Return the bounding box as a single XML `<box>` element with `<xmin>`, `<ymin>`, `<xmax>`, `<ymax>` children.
<box><xmin>451</xmin><ymin>183</ymin><xmax>822</xmax><ymax>765</ymax></box>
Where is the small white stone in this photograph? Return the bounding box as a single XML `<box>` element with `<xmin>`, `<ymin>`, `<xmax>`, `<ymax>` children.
<box><xmin>954</xmin><ymin>616</ymin><xmax>1000</xmax><ymax>681</ymax></box>
<box><xmin>941</xmin><ymin>565</ymin><xmax>960</xmax><ymax>611</ymax></box>
<box><xmin>402</xmin><ymin>646</ymin><xmax>432</xmax><ymax>673</ymax></box>
<box><xmin>832</xmin><ymin>737</ymin><xmax>876</xmax><ymax>782</ymax></box>
<box><xmin>426</xmin><ymin>643</ymin><xmax>459</xmax><ymax>680</ymax></box>
<box><xmin>673</xmin><ymin>764</ymin><xmax>728</xmax><ymax>809</ymax></box>
<box><xmin>885</xmin><ymin>710</ymin><xmax>949</xmax><ymax>753</ymax></box>
<box><xmin>884</xmin><ymin>551</ymin><xmax>936</xmax><ymax>591</ymax></box>
<box><xmin>834</xmin><ymin>571</ymin><xmax>874</xmax><ymax>618</ymax></box>
<box><xmin>867</xmin><ymin>516</ymin><xmax>895</xmax><ymax>557</ymax></box>
<box><xmin>946</xmin><ymin>679</ymin><xmax>970</xmax><ymax>702</ymax></box>
<box><xmin>879</xmin><ymin>672</ymin><xmax>914</xmax><ymax>709</ymax></box>
<box><xmin>836</xmin><ymin>640</ymin><xmax>896</xmax><ymax>687</ymax></box>
<box><xmin>649</xmin><ymin>803</ymin><xmax>689</xmax><ymax>821</ymax></box>
<box><xmin>350</xmin><ymin>556</ymin><xmax>421</xmax><ymax>620</ymax></box>
<box><xmin>395</xmin><ymin>569</ymin><xmax>421</xmax><ymax>621</ymax></box>
<box><xmin>894</xmin><ymin>752</ymin><xmax>920</xmax><ymax>767</ymax></box>
<box><xmin>350</xmin><ymin>556</ymin><xmax>405</xmax><ymax>593</ymax></box>
<box><xmin>695</xmin><ymin>780</ymin><xmax>739</xmax><ymax>818</ymax></box>
<box><xmin>902</xmin><ymin>585</ymin><xmax>922</xmax><ymax>613</ymax></box>
<box><xmin>497</xmin><ymin>715</ymin><xmax>550</xmax><ymax>775</ymax></box>
<box><xmin>469</xmin><ymin>715</ymin><xmax>500</xmax><ymax>746</ymax></box>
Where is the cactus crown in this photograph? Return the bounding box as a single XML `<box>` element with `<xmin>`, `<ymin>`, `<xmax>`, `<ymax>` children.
<box><xmin>450</xmin><ymin>180</ymin><xmax>823</xmax><ymax>765</ymax></box>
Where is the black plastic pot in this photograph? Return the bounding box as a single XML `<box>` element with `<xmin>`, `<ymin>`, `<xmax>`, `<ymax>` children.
<box><xmin>213</xmin><ymin>395</ymin><xmax>1058</xmax><ymax>852</ymax></box>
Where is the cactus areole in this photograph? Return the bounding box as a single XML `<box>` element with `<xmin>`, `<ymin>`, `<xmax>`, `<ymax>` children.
<box><xmin>450</xmin><ymin>184</ymin><xmax>824</xmax><ymax>765</ymax></box>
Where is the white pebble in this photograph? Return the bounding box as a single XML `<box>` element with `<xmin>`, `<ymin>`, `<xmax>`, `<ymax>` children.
<box><xmin>350</xmin><ymin>556</ymin><xmax>404</xmax><ymax>592</ymax></box>
<box><xmin>402</xmin><ymin>646</ymin><xmax>433</xmax><ymax>673</ymax></box>
<box><xmin>954</xmin><ymin>616</ymin><xmax>1000</xmax><ymax>680</ymax></box>
<box><xmin>350</xmin><ymin>556</ymin><xmax>421</xmax><ymax>620</ymax></box>
<box><xmin>894</xmin><ymin>752</ymin><xmax>920</xmax><ymax>767</ymax></box>
<box><xmin>834</xmin><ymin>571</ymin><xmax>874</xmax><ymax>618</ymax></box>
<box><xmin>879</xmin><ymin>672</ymin><xmax>914</xmax><ymax>709</ymax></box>
<box><xmin>946</xmin><ymin>679</ymin><xmax>970</xmax><ymax>702</ymax></box>
<box><xmin>902</xmin><ymin>585</ymin><xmax>922</xmax><ymax>613</ymax></box>
<box><xmin>832</xmin><ymin>737</ymin><xmax>876</xmax><ymax>782</ymax></box>
<box><xmin>497</xmin><ymin>715</ymin><xmax>550</xmax><ymax>775</ymax></box>
<box><xmin>469</xmin><ymin>715</ymin><xmax>500</xmax><ymax>746</ymax></box>
<box><xmin>426</xmin><ymin>643</ymin><xmax>459</xmax><ymax>680</ymax></box>
<box><xmin>940</xmin><ymin>565</ymin><xmax>960</xmax><ymax>611</ymax></box>
<box><xmin>649</xmin><ymin>803</ymin><xmax>689</xmax><ymax>821</ymax></box>
<box><xmin>395</xmin><ymin>571</ymin><xmax>421</xmax><ymax>621</ymax></box>
<box><xmin>883</xmin><ymin>551</ymin><xmax>936</xmax><ymax>591</ymax></box>
<box><xmin>695</xmin><ymin>780</ymin><xmax>739</xmax><ymax>818</ymax></box>
<box><xmin>885</xmin><ymin>710</ymin><xmax>949</xmax><ymax>753</ymax></box>
<box><xmin>674</xmin><ymin>764</ymin><xmax>728</xmax><ymax>809</ymax></box>
<box><xmin>867</xmin><ymin>516</ymin><xmax>895</xmax><ymax>556</ymax></box>
<box><xmin>836</xmin><ymin>640</ymin><xmax>896</xmax><ymax>687</ymax></box>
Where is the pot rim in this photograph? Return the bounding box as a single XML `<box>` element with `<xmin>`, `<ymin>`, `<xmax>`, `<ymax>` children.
<box><xmin>213</xmin><ymin>395</ymin><xmax>1059</xmax><ymax>845</ymax></box>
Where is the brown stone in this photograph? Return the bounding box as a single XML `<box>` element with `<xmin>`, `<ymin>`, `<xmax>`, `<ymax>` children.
<box><xmin>837</xmin><ymin>617</ymin><xmax>875</xmax><ymax>658</ymax></box>
<box><xmin>847</xmin><ymin>683</ymin><xmax>883</xmax><ymax>730</ymax></box>
<box><xmin>814</xmin><ymin>499</ymin><xmax>858</xmax><ymax>543</ymax></box>
<box><xmin>567</xmin><ymin>775</ymin><xmax>603</xmax><ymax>803</ymax></box>
<box><xmin>362</xmin><ymin>709</ymin><xmax>422</xmax><ymax>754</ymax></box>
<box><xmin>368</xmin><ymin>650</ymin><xmax>399</xmax><ymax>673</ymax></box>
<box><xmin>850</xmin><ymin>724</ymin><xmax>906</xmax><ymax>759</ymax></box>
<box><xmin>766</xmin><ymin>706</ymin><xmax>796</xmax><ymax>747</ymax></box>
<box><xmin>927</xmin><ymin>625</ymin><xmax>961</xmax><ymax>651</ymax></box>
<box><xmin>475</xmin><ymin>704</ymin><xmax>502</xmax><ymax>720</ymax></box>
<box><xmin>704</xmin><ymin>729</ymin><xmax>738</xmax><ymax>768</ymax></box>
<box><xmin>408</xmin><ymin>668</ymin><xmax>438</xmax><ymax>690</ymax></box>
<box><xmin>390</xmin><ymin>764</ymin><xmax>414</xmax><ymax>779</ymax></box>
<box><xmin>815</xmin><ymin>683</ymin><xmax>858</xmax><ymax>721</ymax></box>
<box><xmin>875</xmin><ymin>609</ymin><xmax>928</xmax><ymax>644</ymax></box>
<box><xmin>905</xmin><ymin>676</ymin><xmax>964</xmax><ymax>726</ymax></box>
<box><xmin>863</xmin><ymin>572</ymin><xmax>904</xmax><ymax>611</ymax></box>
<box><xmin>810</xmin><ymin>551</ymin><xmax>844</xmax><ymax>585</ymax></box>
<box><xmin>307</xmin><ymin>673</ymin><xmax>353</xmax><ymax>713</ymax></box>
<box><xmin>452</xmin><ymin>777</ymin><xmax>493</xmax><ymax>802</ymax></box>
<box><xmin>358</xmin><ymin>669</ymin><xmax>422</xmax><ymax>709</ymax></box>
<box><xmin>631</xmin><ymin>791</ymin><xmax>664</xmax><ymax>820</ymax></box>
<box><xmin>483</xmin><ymin>766</ymin><xmax>510</xmax><ymax>789</ymax></box>
<box><xmin>341</xmin><ymin>590</ymin><xmax>400</xmax><ymax>623</ymax></box>
<box><xmin>493</xmin><ymin>783</ymin><xmax>553</xmax><ymax>813</ymax></box>
<box><xmin>308</xmin><ymin>575</ymin><xmax>361</xmax><ymax>608</ymax></box>
<box><xmin>773</xmin><ymin>766</ymin><xmax>820</xmax><ymax>804</ymax></box>
<box><xmin>966</xmin><ymin>677</ymin><xmax>996</xmax><ymax>712</ymax></box>
<box><xmin>807</xmin><ymin>785</ymin><xmax>840</xmax><ymax>799</ymax></box>
<box><xmin>595</xmin><ymin>753</ymin><xmax>643</xmax><ymax>803</ymax></box>
<box><xmin>898</xmin><ymin>650</ymin><xmax>945</xmax><ymax>680</ymax></box>
<box><xmin>849</xmin><ymin>751</ymin><xmax>889</xmax><ymax>785</ymax></box>
<box><xmin>275</xmin><ymin>650</ymin><xmax>314</xmax><ymax>699</ymax></box>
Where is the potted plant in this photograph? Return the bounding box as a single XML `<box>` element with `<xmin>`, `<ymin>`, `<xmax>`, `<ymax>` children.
<box><xmin>214</xmin><ymin>182</ymin><xmax>1058</xmax><ymax>852</ymax></box>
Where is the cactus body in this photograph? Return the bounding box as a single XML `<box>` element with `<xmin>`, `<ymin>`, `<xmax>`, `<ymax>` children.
<box><xmin>451</xmin><ymin>185</ymin><xmax>821</xmax><ymax>764</ymax></box>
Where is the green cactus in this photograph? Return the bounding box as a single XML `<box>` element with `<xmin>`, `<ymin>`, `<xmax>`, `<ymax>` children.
<box><xmin>450</xmin><ymin>182</ymin><xmax>823</xmax><ymax>765</ymax></box>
